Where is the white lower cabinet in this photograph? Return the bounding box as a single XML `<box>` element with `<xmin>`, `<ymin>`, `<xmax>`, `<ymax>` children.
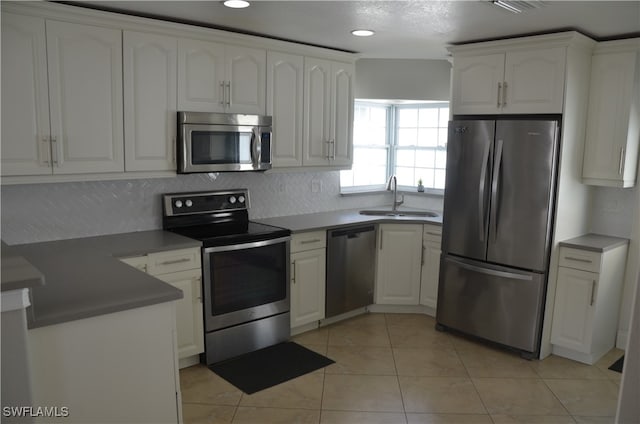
<box><xmin>419</xmin><ymin>224</ymin><xmax>442</xmax><ymax>313</ymax></box>
<box><xmin>120</xmin><ymin>247</ymin><xmax>204</xmax><ymax>367</ymax></box>
<box><xmin>290</xmin><ymin>231</ymin><xmax>326</xmax><ymax>328</ymax></box>
<box><xmin>375</xmin><ymin>224</ymin><xmax>423</xmax><ymax>305</ymax></box>
<box><xmin>551</xmin><ymin>244</ymin><xmax>628</xmax><ymax>364</ymax></box>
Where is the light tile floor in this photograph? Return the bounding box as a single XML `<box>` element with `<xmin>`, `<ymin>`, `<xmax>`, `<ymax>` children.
<box><xmin>180</xmin><ymin>313</ymin><xmax>623</xmax><ymax>424</ymax></box>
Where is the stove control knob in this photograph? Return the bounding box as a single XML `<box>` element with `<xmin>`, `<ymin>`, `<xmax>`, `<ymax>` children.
<box><xmin>229</xmin><ymin>196</ymin><xmax>237</xmax><ymax>204</ymax></box>
<box><xmin>238</xmin><ymin>195</ymin><xmax>245</xmax><ymax>204</ymax></box>
<box><xmin>185</xmin><ymin>199</ymin><xmax>193</xmax><ymax>207</ymax></box>
<box><xmin>175</xmin><ymin>200</ymin><xmax>183</xmax><ymax>208</ymax></box>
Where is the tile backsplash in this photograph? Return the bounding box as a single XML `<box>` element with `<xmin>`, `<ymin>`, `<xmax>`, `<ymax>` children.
<box><xmin>1</xmin><ymin>171</ymin><xmax>443</xmax><ymax>245</ymax></box>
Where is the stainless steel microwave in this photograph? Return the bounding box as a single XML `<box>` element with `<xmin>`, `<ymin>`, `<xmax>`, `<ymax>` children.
<box><xmin>177</xmin><ymin>112</ymin><xmax>272</xmax><ymax>173</ymax></box>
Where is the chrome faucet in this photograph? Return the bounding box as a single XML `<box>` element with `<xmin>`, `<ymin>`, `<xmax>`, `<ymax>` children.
<box><xmin>386</xmin><ymin>175</ymin><xmax>404</xmax><ymax>211</ymax></box>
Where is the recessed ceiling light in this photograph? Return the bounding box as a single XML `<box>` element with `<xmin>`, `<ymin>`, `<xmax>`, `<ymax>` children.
<box><xmin>351</xmin><ymin>29</ymin><xmax>375</xmax><ymax>37</ymax></box>
<box><xmin>223</xmin><ymin>0</ymin><xmax>250</xmax><ymax>9</ymax></box>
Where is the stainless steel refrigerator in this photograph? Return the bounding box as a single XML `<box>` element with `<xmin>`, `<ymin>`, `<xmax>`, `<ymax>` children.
<box><xmin>436</xmin><ymin>118</ymin><xmax>560</xmax><ymax>358</ymax></box>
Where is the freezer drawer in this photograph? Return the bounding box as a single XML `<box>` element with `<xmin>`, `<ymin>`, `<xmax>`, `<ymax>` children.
<box><xmin>436</xmin><ymin>255</ymin><xmax>546</xmax><ymax>354</ymax></box>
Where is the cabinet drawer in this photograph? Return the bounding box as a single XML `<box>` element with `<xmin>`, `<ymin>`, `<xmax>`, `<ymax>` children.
<box><xmin>147</xmin><ymin>248</ymin><xmax>201</xmax><ymax>275</ymax></box>
<box><xmin>120</xmin><ymin>255</ymin><xmax>148</xmax><ymax>273</ymax></box>
<box><xmin>423</xmin><ymin>224</ymin><xmax>442</xmax><ymax>242</ymax></box>
<box><xmin>559</xmin><ymin>247</ymin><xmax>601</xmax><ymax>273</ymax></box>
<box><xmin>291</xmin><ymin>231</ymin><xmax>326</xmax><ymax>253</ymax></box>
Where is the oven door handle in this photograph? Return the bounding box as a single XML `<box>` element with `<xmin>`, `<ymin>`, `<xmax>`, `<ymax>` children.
<box><xmin>203</xmin><ymin>236</ymin><xmax>291</xmax><ymax>254</ymax></box>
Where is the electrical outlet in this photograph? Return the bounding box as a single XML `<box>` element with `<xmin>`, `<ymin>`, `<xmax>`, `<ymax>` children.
<box><xmin>311</xmin><ymin>180</ymin><xmax>322</xmax><ymax>193</ymax></box>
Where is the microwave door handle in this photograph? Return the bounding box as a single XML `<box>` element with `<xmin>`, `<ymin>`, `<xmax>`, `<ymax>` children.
<box><xmin>251</xmin><ymin>128</ymin><xmax>262</xmax><ymax>168</ymax></box>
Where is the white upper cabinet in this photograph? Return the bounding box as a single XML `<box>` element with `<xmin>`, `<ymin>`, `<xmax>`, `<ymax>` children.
<box><xmin>46</xmin><ymin>20</ymin><xmax>124</xmax><ymax>174</ymax></box>
<box><xmin>451</xmin><ymin>46</ymin><xmax>566</xmax><ymax>115</ymax></box>
<box><xmin>2</xmin><ymin>15</ymin><xmax>124</xmax><ymax>176</ymax></box>
<box><xmin>267</xmin><ymin>51</ymin><xmax>304</xmax><ymax>167</ymax></box>
<box><xmin>582</xmin><ymin>40</ymin><xmax>640</xmax><ymax>188</ymax></box>
<box><xmin>178</xmin><ymin>38</ymin><xmax>266</xmax><ymax>115</ymax></box>
<box><xmin>303</xmin><ymin>58</ymin><xmax>354</xmax><ymax>167</ymax></box>
<box><xmin>1</xmin><ymin>13</ymin><xmax>51</xmax><ymax>176</ymax></box>
<box><xmin>123</xmin><ymin>31</ymin><xmax>177</xmax><ymax>172</ymax></box>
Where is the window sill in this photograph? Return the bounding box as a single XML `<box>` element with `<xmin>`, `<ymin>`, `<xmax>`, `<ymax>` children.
<box><xmin>340</xmin><ymin>187</ymin><xmax>444</xmax><ymax>197</ymax></box>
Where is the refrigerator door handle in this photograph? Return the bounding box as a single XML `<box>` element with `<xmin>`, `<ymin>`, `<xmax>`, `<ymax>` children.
<box><xmin>447</xmin><ymin>256</ymin><xmax>534</xmax><ymax>281</ymax></box>
<box><xmin>490</xmin><ymin>139</ymin><xmax>504</xmax><ymax>242</ymax></box>
<box><xmin>478</xmin><ymin>141</ymin><xmax>491</xmax><ymax>242</ymax></box>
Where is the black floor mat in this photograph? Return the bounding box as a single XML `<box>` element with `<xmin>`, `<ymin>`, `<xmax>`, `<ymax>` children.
<box><xmin>609</xmin><ymin>355</ymin><xmax>624</xmax><ymax>373</ymax></box>
<box><xmin>209</xmin><ymin>342</ymin><xmax>334</xmax><ymax>394</ymax></box>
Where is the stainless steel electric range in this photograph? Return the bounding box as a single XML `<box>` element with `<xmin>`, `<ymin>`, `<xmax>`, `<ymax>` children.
<box><xmin>162</xmin><ymin>189</ymin><xmax>291</xmax><ymax>364</ymax></box>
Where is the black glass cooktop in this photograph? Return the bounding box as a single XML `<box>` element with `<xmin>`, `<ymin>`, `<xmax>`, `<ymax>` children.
<box><xmin>167</xmin><ymin>221</ymin><xmax>291</xmax><ymax>247</ymax></box>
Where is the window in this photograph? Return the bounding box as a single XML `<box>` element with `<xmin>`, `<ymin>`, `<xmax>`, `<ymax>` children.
<box><xmin>340</xmin><ymin>101</ymin><xmax>449</xmax><ymax>193</ymax></box>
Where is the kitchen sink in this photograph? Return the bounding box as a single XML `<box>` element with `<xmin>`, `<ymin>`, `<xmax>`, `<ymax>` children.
<box><xmin>359</xmin><ymin>209</ymin><xmax>440</xmax><ymax>218</ymax></box>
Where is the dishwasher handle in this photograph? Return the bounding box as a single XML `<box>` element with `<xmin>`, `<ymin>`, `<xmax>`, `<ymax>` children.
<box><xmin>330</xmin><ymin>225</ymin><xmax>376</xmax><ymax>238</ymax></box>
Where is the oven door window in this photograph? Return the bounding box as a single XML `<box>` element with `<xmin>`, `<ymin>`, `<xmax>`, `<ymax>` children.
<box><xmin>208</xmin><ymin>243</ymin><xmax>287</xmax><ymax>315</ymax></box>
<box><xmin>191</xmin><ymin>130</ymin><xmax>252</xmax><ymax>165</ymax></box>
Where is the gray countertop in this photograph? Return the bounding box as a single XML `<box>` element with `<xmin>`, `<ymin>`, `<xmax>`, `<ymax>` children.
<box><xmin>1</xmin><ymin>254</ymin><xmax>45</xmax><ymax>292</ymax></box>
<box><xmin>559</xmin><ymin>233</ymin><xmax>629</xmax><ymax>252</ymax></box>
<box><xmin>255</xmin><ymin>207</ymin><xmax>443</xmax><ymax>233</ymax></box>
<box><xmin>4</xmin><ymin>231</ymin><xmax>201</xmax><ymax>329</ymax></box>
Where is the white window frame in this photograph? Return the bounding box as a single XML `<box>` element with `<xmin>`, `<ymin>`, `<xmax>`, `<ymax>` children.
<box><xmin>341</xmin><ymin>100</ymin><xmax>449</xmax><ymax>195</ymax></box>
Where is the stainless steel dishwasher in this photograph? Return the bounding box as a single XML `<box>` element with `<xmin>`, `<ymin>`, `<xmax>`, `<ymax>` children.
<box><xmin>326</xmin><ymin>225</ymin><xmax>376</xmax><ymax>318</ymax></box>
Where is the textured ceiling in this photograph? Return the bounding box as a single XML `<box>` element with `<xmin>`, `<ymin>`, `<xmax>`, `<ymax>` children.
<box><xmin>68</xmin><ymin>1</ymin><xmax>640</xmax><ymax>59</ymax></box>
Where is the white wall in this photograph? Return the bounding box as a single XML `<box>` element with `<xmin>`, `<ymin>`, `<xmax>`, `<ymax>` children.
<box><xmin>355</xmin><ymin>59</ymin><xmax>451</xmax><ymax>101</ymax></box>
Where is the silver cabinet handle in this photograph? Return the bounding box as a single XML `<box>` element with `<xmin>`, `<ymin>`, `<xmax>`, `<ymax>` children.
<box><xmin>330</xmin><ymin>139</ymin><xmax>336</xmax><ymax>160</ymax></box>
<box><xmin>159</xmin><ymin>258</ymin><xmax>191</xmax><ymax>265</ymax></box>
<box><xmin>51</xmin><ymin>136</ymin><xmax>59</xmax><ymax>166</ymax></box>
<box><xmin>219</xmin><ymin>81</ymin><xmax>225</xmax><ymax>106</ymax></box>
<box><xmin>502</xmin><ymin>81</ymin><xmax>508</xmax><ymax>107</ymax></box>
<box><xmin>41</xmin><ymin>136</ymin><xmax>51</xmax><ymax>165</ymax></box>
<box><xmin>619</xmin><ymin>147</ymin><xmax>625</xmax><ymax>175</ymax></box>
<box><xmin>564</xmin><ymin>256</ymin><xmax>592</xmax><ymax>264</ymax></box>
<box><xmin>590</xmin><ymin>280</ymin><xmax>596</xmax><ymax>306</ymax></box>
<box><xmin>291</xmin><ymin>261</ymin><xmax>296</xmax><ymax>284</ymax></box>
<box><xmin>325</xmin><ymin>140</ymin><xmax>332</xmax><ymax>160</ymax></box>
<box><xmin>497</xmin><ymin>82</ymin><xmax>502</xmax><ymax>108</ymax></box>
<box><xmin>300</xmin><ymin>239</ymin><xmax>322</xmax><ymax>244</ymax></box>
<box><xmin>226</xmin><ymin>81</ymin><xmax>231</xmax><ymax>107</ymax></box>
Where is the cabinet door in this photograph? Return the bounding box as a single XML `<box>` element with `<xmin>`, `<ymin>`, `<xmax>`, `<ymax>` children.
<box><xmin>226</xmin><ymin>45</ymin><xmax>266</xmax><ymax>114</ymax></box>
<box><xmin>154</xmin><ymin>269</ymin><xmax>204</xmax><ymax>359</ymax></box>
<box><xmin>330</xmin><ymin>62</ymin><xmax>354</xmax><ymax>167</ymax></box>
<box><xmin>1</xmin><ymin>13</ymin><xmax>52</xmax><ymax>176</ymax></box>
<box><xmin>550</xmin><ymin>267</ymin><xmax>597</xmax><ymax>354</ymax></box>
<box><xmin>503</xmin><ymin>47</ymin><xmax>566</xmax><ymax>114</ymax></box>
<box><xmin>267</xmin><ymin>51</ymin><xmax>304</xmax><ymax>167</ymax></box>
<box><xmin>375</xmin><ymin>224</ymin><xmax>423</xmax><ymax>305</ymax></box>
<box><xmin>582</xmin><ymin>51</ymin><xmax>638</xmax><ymax>186</ymax></box>
<box><xmin>451</xmin><ymin>54</ymin><xmax>504</xmax><ymax>115</ymax></box>
<box><xmin>123</xmin><ymin>31</ymin><xmax>177</xmax><ymax>171</ymax></box>
<box><xmin>46</xmin><ymin>20</ymin><xmax>124</xmax><ymax>174</ymax></box>
<box><xmin>420</xmin><ymin>230</ymin><xmax>442</xmax><ymax>312</ymax></box>
<box><xmin>291</xmin><ymin>248</ymin><xmax>326</xmax><ymax>328</ymax></box>
<box><xmin>177</xmin><ymin>38</ymin><xmax>226</xmax><ymax>112</ymax></box>
<box><xmin>303</xmin><ymin>58</ymin><xmax>332</xmax><ymax>166</ymax></box>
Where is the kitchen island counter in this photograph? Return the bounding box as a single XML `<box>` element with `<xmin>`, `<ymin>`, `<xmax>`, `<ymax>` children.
<box><xmin>5</xmin><ymin>231</ymin><xmax>201</xmax><ymax>329</ymax></box>
<box><xmin>255</xmin><ymin>207</ymin><xmax>442</xmax><ymax>233</ymax></box>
